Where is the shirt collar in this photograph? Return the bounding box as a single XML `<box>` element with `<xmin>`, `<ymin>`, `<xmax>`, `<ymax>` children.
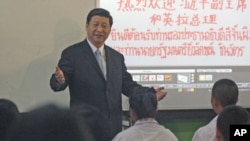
<box><xmin>87</xmin><ymin>38</ymin><xmax>105</xmax><ymax>55</ymax></box>
<box><xmin>134</xmin><ymin>118</ymin><xmax>158</xmax><ymax>126</ymax></box>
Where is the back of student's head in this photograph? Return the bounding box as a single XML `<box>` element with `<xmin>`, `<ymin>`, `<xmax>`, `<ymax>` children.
<box><xmin>9</xmin><ymin>104</ymin><xmax>94</xmax><ymax>141</ymax></box>
<box><xmin>71</xmin><ymin>104</ymin><xmax>112</xmax><ymax>141</ymax></box>
<box><xmin>212</xmin><ymin>78</ymin><xmax>238</xmax><ymax>107</ymax></box>
<box><xmin>0</xmin><ymin>98</ymin><xmax>19</xmax><ymax>140</ymax></box>
<box><xmin>216</xmin><ymin>105</ymin><xmax>250</xmax><ymax>141</ymax></box>
<box><xmin>129</xmin><ymin>92</ymin><xmax>157</xmax><ymax>120</ymax></box>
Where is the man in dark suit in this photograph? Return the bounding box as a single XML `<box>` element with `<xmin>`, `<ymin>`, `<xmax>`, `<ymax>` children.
<box><xmin>50</xmin><ymin>8</ymin><xmax>167</xmax><ymax>140</ymax></box>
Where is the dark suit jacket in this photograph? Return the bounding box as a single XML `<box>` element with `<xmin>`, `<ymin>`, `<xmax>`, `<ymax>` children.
<box><xmin>50</xmin><ymin>39</ymin><xmax>155</xmax><ymax>139</ymax></box>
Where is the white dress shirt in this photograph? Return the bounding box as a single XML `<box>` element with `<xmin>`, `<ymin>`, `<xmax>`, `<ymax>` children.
<box><xmin>112</xmin><ymin>118</ymin><xmax>178</xmax><ymax>141</ymax></box>
<box><xmin>192</xmin><ymin>116</ymin><xmax>218</xmax><ymax>141</ymax></box>
<box><xmin>87</xmin><ymin>38</ymin><xmax>107</xmax><ymax>78</ymax></box>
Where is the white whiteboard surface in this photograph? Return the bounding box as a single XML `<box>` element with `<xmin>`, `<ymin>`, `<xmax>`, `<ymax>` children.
<box><xmin>98</xmin><ymin>0</ymin><xmax>250</xmax><ymax>110</ymax></box>
<box><xmin>99</xmin><ymin>0</ymin><xmax>250</xmax><ymax>67</ymax></box>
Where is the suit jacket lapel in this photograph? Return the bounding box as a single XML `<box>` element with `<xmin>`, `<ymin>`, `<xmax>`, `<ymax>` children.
<box><xmin>81</xmin><ymin>40</ymin><xmax>105</xmax><ymax>80</ymax></box>
<box><xmin>105</xmin><ymin>45</ymin><xmax>115</xmax><ymax>81</ymax></box>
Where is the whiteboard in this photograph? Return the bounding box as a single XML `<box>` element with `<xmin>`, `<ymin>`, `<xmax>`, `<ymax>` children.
<box><xmin>98</xmin><ymin>0</ymin><xmax>250</xmax><ymax>110</ymax></box>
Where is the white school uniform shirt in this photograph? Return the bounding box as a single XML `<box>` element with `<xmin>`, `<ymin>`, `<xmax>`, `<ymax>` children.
<box><xmin>192</xmin><ymin>116</ymin><xmax>218</xmax><ymax>141</ymax></box>
<box><xmin>112</xmin><ymin>118</ymin><xmax>178</xmax><ymax>141</ymax></box>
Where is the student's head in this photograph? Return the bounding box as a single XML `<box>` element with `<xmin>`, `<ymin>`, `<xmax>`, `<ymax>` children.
<box><xmin>129</xmin><ymin>92</ymin><xmax>157</xmax><ymax>121</ymax></box>
<box><xmin>72</xmin><ymin>104</ymin><xmax>112</xmax><ymax>141</ymax></box>
<box><xmin>211</xmin><ymin>78</ymin><xmax>238</xmax><ymax>114</ymax></box>
<box><xmin>85</xmin><ymin>8</ymin><xmax>113</xmax><ymax>48</ymax></box>
<box><xmin>0</xmin><ymin>99</ymin><xmax>19</xmax><ymax>140</ymax></box>
<box><xmin>216</xmin><ymin>105</ymin><xmax>250</xmax><ymax>141</ymax></box>
<box><xmin>9</xmin><ymin>104</ymin><xmax>93</xmax><ymax>141</ymax></box>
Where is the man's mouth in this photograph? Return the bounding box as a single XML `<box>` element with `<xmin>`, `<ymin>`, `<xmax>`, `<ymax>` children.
<box><xmin>95</xmin><ymin>34</ymin><xmax>103</xmax><ymax>37</ymax></box>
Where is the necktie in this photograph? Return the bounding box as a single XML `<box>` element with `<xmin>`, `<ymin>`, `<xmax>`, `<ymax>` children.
<box><xmin>95</xmin><ymin>49</ymin><xmax>104</xmax><ymax>74</ymax></box>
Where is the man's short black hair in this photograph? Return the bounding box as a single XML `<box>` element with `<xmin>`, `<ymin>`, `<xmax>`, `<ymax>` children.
<box><xmin>217</xmin><ymin>105</ymin><xmax>250</xmax><ymax>141</ymax></box>
<box><xmin>129</xmin><ymin>92</ymin><xmax>157</xmax><ymax>119</ymax></box>
<box><xmin>212</xmin><ymin>78</ymin><xmax>238</xmax><ymax>107</ymax></box>
<box><xmin>86</xmin><ymin>8</ymin><xmax>113</xmax><ymax>27</ymax></box>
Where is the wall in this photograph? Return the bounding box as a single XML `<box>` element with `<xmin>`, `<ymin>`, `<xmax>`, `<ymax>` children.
<box><xmin>157</xmin><ymin>110</ymin><xmax>215</xmax><ymax>141</ymax></box>
<box><xmin>0</xmin><ymin>0</ymin><xmax>96</xmax><ymax>112</ymax></box>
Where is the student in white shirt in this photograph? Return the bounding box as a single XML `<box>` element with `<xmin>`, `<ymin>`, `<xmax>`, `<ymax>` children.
<box><xmin>192</xmin><ymin>78</ymin><xmax>239</xmax><ymax>141</ymax></box>
<box><xmin>112</xmin><ymin>91</ymin><xmax>178</xmax><ymax>141</ymax></box>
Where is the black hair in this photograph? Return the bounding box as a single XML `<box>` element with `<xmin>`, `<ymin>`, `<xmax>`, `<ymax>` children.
<box><xmin>0</xmin><ymin>99</ymin><xmax>19</xmax><ymax>140</ymax></box>
<box><xmin>86</xmin><ymin>8</ymin><xmax>113</xmax><ymax>27</ymax></box>
<box><xmin>71</xmin><ymin>104</ymin><xmax>112</xmax><ymax>141</ymax></box>
<box><xmin>9</xmin><ymin>104</ymin><xmax>93</xmax><ymax>141</ymax></box>
<box><xmin>217</xmin><ymin>105</ymin><xmax>250</xmax><ymax>141</ymax></box>
<box><xmin>129</xmin><ymin>92</ymin><xmax>157</xmax><ymax>120</ymax></box>
<box><xmin>212</xmin><ymin>78</ymin><xmax>238</xmax><ymax>107</ymax></box>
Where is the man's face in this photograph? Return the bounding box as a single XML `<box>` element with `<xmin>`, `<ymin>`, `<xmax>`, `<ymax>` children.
<box><xmin>86</xmin><ymin>15</ymin><xmax>111</xmax><ymax>48</ymax></box>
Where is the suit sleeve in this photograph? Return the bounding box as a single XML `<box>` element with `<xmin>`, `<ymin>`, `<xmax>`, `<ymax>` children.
<box><xmin>50</xmin><ymin>47</ymin><xmax>74</xmax><ymax>92</ymax></box>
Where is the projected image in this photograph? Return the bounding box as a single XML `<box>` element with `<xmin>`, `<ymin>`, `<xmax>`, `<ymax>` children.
<box><xmin>99</xmin><ymin>0</ymin><xmax>250</xmax><ymax>109</ymax></box>
<box><xmin>99</xmin><ymin>0</ymin><xmax>250</xmax><ymax>67</ymax></box>
<box><xmin>199</xmin><ymin>74</ymin><xmax>213</xmax><ymax>81</ymax></box>
<box><xmin>127</xmin><ymin>66</ymin><xmax>250</xmax><ymax>109</ymax></box>
<box><xmin>177</xmin><ymin>74</ymin><xmax>190</xmax><ymax>84</ymax></box>
<box><xmin>164</xmin><ymin>74</ymin><xmax>172</xmax><ymax>82</ymax></box>
<box><xmin>156</xmin><ymin>75</ymin><xmax>164</xmax><ymax>81</ymax></box>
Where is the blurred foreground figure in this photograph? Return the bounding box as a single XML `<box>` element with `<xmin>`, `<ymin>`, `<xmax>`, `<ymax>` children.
<box><xmin>9</xmin><ymin>104</ymin><xmax>95</xmax><ymax>141</ymax></box>
<box><xmin>72</xmin><ymin>104</ymin><xmax>112</xmax><ymax>141</ymax></box>
<box><xmin>0</xmin><ymin>99</ymin><xmax>19</xmax><ymax>141</ymax></box>
<box><xmin>216</xmin><ymin>105</ymin><xmax>250</xmax><ymax>141</ymax></box>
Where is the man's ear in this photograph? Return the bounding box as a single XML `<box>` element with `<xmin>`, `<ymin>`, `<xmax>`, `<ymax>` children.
<box><xmin>211</xmin><ymin>96</ymin><xmax>221</xmax><ymax>107</ymax></box>
<box><xmin>129</xmin><ymin>108</ymin><xmax>137</xmax><ymax>122</ymax></box>
<box><xmin>212</xmin><ymin>97</ymin><xmax>224</xmax><ymax>114</ymax></box>
<box><xmin>211</xmin><ymin>96</ymin><xmax>216</xmax><ymax>108</ymax></box>
<box><xmin>216</xmin><ymin>127</ymin><xmax>224</xmax><ymax>141</ymax></box>
<box><xmin>214</xmin><ymin>97</ymin><xmax>220</xmax><ymax>107</ymax></box>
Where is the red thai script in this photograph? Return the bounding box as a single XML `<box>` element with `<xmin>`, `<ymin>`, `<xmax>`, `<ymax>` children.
<box><xmin>110</xmin><ymin>25</ymin><xmax>250</xmax><ymax>41</ymax></box>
